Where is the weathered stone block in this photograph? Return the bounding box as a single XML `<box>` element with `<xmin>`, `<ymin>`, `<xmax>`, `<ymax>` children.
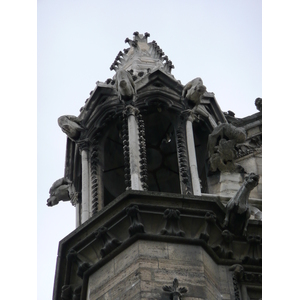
<box><xmin>138</xmin><ymin>240</ymin><xmax>169</xmax><ymax>259</ymax></box>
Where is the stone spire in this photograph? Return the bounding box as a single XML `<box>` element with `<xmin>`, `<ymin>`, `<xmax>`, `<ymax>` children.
<box><xmin>109</xmin><ymin>31</ymin><xmax>174</xmax><ymax>77</ymax></box>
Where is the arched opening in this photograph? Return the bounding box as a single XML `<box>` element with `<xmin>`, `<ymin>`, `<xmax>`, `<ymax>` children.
<box><xmin>192</xmin><ymin>120</ymin><xmax>210</xmax><ymax>193</ymax></box>
<box><xmin>142</xmin><ymin>106</ymin><xmax>181</xmax><ymax>194</ymax></box>
<box><xmin>101</xmin><ymin>116</ymin><xmax>126</xmax><ymax>206</ymax></box>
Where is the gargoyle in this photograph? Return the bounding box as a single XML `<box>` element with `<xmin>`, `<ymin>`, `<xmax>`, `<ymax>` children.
<box><xmin>223</xmin><ymin>173</ymin><xmax>260</xmax><ymax>236</ymax></box>
<box><xmin>115</xmin><ymin>69</ymin><xmax>136</xmax><ymax>101</ymax></box>
<box><xmin>207</xmin><ymin>123</ymin><xmax>246</xmax><ymax>173</ymax></box>
<box><xmin>58</xmin><ymin>115</ymin><xmax>84</xmax><ymax>140</ymax></box>
<box><xmin>47</xmin><ymin>177</ymin><xmax>74</xmax><ymax>207</ymax></box>
<box><xmin>182</xmin><ymin>77</ymin><xmax>207</xmax><ymax>105</ymax></box>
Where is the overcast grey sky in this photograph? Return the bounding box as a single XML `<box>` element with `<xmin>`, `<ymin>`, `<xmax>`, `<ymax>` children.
<box><xmin>36</xmin><ymin>1</ymin><xmax>263</xmax><ymax>299</ymax></box>
<box><xmin>0</xmin><ymin>0</ymin><xmax>292</xmax><ymax>299</ymax></box>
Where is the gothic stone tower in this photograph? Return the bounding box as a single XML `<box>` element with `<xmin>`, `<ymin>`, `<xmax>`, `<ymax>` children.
<box><xmin>47</xmin><ymin>32</ymin><xmax>262</xmax><ymax>300</ymax></box>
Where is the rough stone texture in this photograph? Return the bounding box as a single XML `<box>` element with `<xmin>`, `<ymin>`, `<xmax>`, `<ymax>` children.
<box><xmin>207</xmin><ymin>171</ymin><xmax>243</xmax><ymax>197</ymax></box>
<box><xmin>87</xmin><ymin>240</ymin><xmax>235</xmax><ymax>300</ymax></box>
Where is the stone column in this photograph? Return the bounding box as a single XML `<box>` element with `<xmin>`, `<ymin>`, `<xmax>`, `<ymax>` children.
<box><xmin>185</xmin><ymin>111</ymin><xmax>201</xmax><ymax>196</ymax></box>
<box><xmin>70</xmin><ymin>190</ymin><xmax>80</xmax><ymax>228</ymax></box>
<box><xmin>124</xmin><ymin>105</ymin><xmax>143</xmax><ymax>191</ymax></box>
<box><xmin>79</xmin><ymin>142</ymin><xmax>90</xmax><ymax>223</ymax></box>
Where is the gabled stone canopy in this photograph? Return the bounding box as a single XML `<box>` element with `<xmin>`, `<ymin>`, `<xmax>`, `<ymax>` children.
<box><xmin>55</xmin><ymin>32</ymin><xmax>230</xmax><ymax>214</ymax></box>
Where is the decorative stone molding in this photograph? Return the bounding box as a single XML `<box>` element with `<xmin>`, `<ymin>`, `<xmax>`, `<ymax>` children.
<box><xmin>236</xmin><ymin>135</ymin><xmax>262</xmax><ymax>159</ymax></box>
<box><xmin>211</xmin><ymin>229</ymin><xmax>234</xmax><ymax>259</ymax></box>
<box><xmin>126</xmin><ymin>205</ymin><xmax>145</xmax><ymax>236</ymax></box>
<box><xmin>242</xmin><ymin>235</ymin><xmax>262</xmax><ymax>265</ymax></box>
<box><xmin>94</xmin><ymin>227</ymin><xmax>122</xmax><ymax>258</ymax></box>
<box><xmin>122</xmin><ymin>112</ymin><xmax>131</xmax><ymax>189</ymax></box>
<box><xmin>160</xmin><ymin>209</ymin><xmax>185</xmax><ymax>237</ymax></box>
<box><xmin>199</xmin><ymin>211</ymin><xmax>216</xmax><ymax>242</ymax></box>
<box><xmin>229</xmin><ymin>264</ymin><xmax>262</xmax><ymax>300</ymax></box>
<box><xmin>66</xmin><ymin>249</ymin><xmax>92</xmax><ymax>279</ymax></box>
<box><xmin>162</xmin><ymin>278</ymin><xmax>188</xmax><ymax>300</ymax></box>
<box><xmin>53</xmin><ymin>191</ymin><xmax>262</xmax><ymax>299</ymax></box>
<box><xmin>61</xmin><ymin>285</ymin><xmax>72</xmax><ymax>300</ymax></box>
<box><xmin>176</xmin><ymin>119</ymin><xmax>192</xmax><ymax>195</ymax></box>
<box><xmin>123</xmin><ymin>104</ymin><xmax>139</xmax><ymax>117</ymax></box>
<box><xmin>229</xmin><ymin>264</ymin><xmax>244</xmax><ymax>300</ymax></box>
<box><xmin>77</xmin><ymin>141</ymin><xmax>90</xmax><ymax>153</ymax></box>
<box><xmin>90</xmin><ymin>136</ymin><xmax>100</xmax><ymax>216</ymax></box>
<box><xmin>137</xmin><ymin>112</ymin><xmax>148</xmax><ymax>191</ymax></box>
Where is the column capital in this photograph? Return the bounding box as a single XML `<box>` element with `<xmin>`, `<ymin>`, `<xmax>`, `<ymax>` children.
<box><xmin>181</xmin><ymin>109</ymin><xmax>200</xmax><ymax>123</ymax></box>
<box><xmin>123</xmin><ymin>105</ymin><xmax>140</xmax><ymax>117</ymax></box>
<box><xmin>77</xmin><ymin>140</ymin><xmax>90</xmax><ymax>152</ymax></box>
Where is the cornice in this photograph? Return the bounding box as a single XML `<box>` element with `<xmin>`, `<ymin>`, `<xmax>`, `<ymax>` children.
<box><xmin>53</xmin><ymin>190</ymin><xmax>262</xmax><ymax>300</ymax></box>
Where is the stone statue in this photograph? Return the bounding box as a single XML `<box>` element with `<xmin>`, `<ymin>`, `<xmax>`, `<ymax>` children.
<box><xmin>223</xmin><ymin>173</ymin><xmax>260</xmax><ymax>236</ymax></box>
<box><xmin>47</xmin><ymin>177</ymin><xmax>74</xmax><ymax>207</ymax></box>
<box><xmin>207</xmin><ymin>123</ymin><xmax>246</xmax><ymax>172</ymax></box>
<box><xmin>115</xmin><ymin>69</ymin><xmax>136</xmax><ymax>101</ymax></box>
<box><xmin>182</xmin><ymin>77</ymin><xmax>207</xmax><ymax>105</ymax></box>
<box><xmin>58</xmin><ymin>115</ymin><xmax>84</xmax><ymax>140</ymax></box>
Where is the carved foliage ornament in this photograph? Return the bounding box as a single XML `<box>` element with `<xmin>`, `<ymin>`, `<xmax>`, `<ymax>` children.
<box><xmin>94</xmin><ymin>227</ymin><xmax>122</xmax><ymax>258</ymax></box>
<box><xmin>126</xmin><ymin>205</ymin><xmax>145</xmax><ymax>236</ymax></box>
<box><xmin>162</xmin><ymin>278</ymin><xmax>188</xmax><ymax>300</ymax></box>
<box><xmin>160</xmin><ymin>209</ymin><xmax>185</xmax><ymax>237</ymax></box>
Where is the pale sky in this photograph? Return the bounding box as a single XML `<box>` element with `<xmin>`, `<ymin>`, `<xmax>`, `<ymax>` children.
<box><xmin>0</xmin><ymin>0</ymin><xmax>289</xmax><ymax>299</ymax></box>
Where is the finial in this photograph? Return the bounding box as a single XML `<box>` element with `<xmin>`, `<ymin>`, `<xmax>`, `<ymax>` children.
<box><xmin>125</xmin><ymin>37</ymin><xmax>137</xmax><ymax>47</ymax></box>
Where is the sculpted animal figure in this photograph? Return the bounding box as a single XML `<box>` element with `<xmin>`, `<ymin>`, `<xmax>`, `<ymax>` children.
<box><xmin>223</xmin><ymin>173</ymin><xmax>260</xmax><ymax>236</ymax></box>
<box><xmin>182</xmin><ymin>77</ymin><xmax>207</xmax><ymax>105</ymax></box>
<box><xmin>208</xmin><ymin>123</ymin><xmax>246</xmax><ymax>172</ymax></box>
<box><xmin>115</xmin><ymin>69</ymin><xmax>136</xmax><ymax>101</ymax></box>
<box><xmin>47</xmin><ymin>177</ymin><xmax>73</xmax><ymax>207</ymax></box>
<box><xmin>58</xmin><ymin>115</ymin><xmax>84</xmax><ymax>140</ymax></box>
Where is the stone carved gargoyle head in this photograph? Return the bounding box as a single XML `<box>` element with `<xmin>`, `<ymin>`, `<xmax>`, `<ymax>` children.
<box><xmin>182</xmin><ymin>77</ymin><xmax>207</xmax><ymax>105</ymax></box>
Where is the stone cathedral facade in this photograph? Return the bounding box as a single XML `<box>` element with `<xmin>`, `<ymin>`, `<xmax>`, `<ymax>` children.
<box><xmin>47</xmin><ymin>32</ymin><xmax>262</xmax><ymax>300</ymax></box>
